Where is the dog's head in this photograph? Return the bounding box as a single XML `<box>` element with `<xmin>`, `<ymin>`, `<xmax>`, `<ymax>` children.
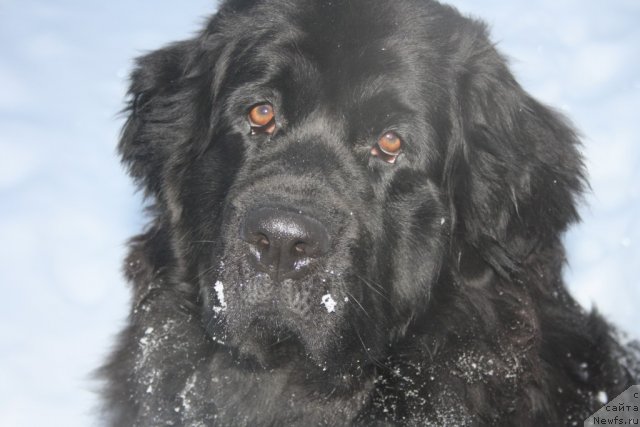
<box><xmin>120</xmin><ymin>0</ymin><xmax>584</xmax><ymax>377</ymax></box>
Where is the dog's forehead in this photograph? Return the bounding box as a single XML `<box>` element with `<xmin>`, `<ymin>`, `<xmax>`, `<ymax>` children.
<box><xmin>218</xmin><ymin>0</ymin><xmax>428</xmax><ymax>104</ymax></box>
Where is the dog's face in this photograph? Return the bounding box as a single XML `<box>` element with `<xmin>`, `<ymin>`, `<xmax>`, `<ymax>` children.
<box><xmin>198</xmin><ymin>1</ymin><xmax>451</xmax><ymax>371</ymax></box>
<box><xmin>121</xmin><ymin>0</ymin><xmax>583</xmax><ymax>378</ymax></box>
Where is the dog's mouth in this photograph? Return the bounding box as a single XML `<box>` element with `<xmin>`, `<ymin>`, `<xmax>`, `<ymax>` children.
<box><xmin>207</xmin><ymin>277</ymin><xmax>350</xmax><ymax>368</ymax></box>
<box><xmin>236</xmin><ymin>320</ymin><xmax>309</xmax><ymax>368</ymax></box>
<box><xmin>201</xmin><ymin>260</ymin><xmax>393</xmax><ymax>383</ymax></box>
<box><xmin>200</xmin><ymin>244</ymin><xmax>368</xmax><ymax>369</ymax></box>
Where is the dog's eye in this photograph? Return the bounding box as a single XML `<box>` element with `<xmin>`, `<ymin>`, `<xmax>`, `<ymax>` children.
<box><xmin>248</xmin><ymin>103</ymin><xmax>276</xmax><ymax>135</ymax></box>
<box><xmin>371</xmin><ymin>131</ymin><xmax>403</xmax><ymax>164</ymax></box>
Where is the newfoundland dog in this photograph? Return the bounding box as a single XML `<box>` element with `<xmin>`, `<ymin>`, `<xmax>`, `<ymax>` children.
<box><xmin>100</xmin><ymin>0</ymin><xmax>639</xmax><ymax>425</ymax></box>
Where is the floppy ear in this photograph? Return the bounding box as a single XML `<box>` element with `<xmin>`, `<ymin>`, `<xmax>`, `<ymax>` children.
<box><xmin>119</xmin><ymin>41</ymin><xmax>195</xmax><ymax>198</ymax></box>
<box><xmin>445</xmin><ymin>36</ymin><xmax>586</xmax><ymax>279</ymax></box>
<box><xmin>118</xmin><ymin>35</ymin><xmax>225</xmax><ymax>220</ymax></box>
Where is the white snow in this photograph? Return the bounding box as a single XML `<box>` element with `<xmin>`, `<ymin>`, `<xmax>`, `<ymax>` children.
<box><xmin>597</xmin><ymin>391</ymin><xmax>608</xmax><ymax>405</ymax></box>
<box><xmin>179</xmin><ymin>372</ymin><xmax>198</xmax><ymax>413</ymax></box>
<box><xmin>321</xmin><ymin>294</ymin><xmax>337</xmax><ymax>313</ymax></box>
<box><xmin>213</xmin><ymin>280</ymin><xmax>227</xmax><ymax>313</ymax></box>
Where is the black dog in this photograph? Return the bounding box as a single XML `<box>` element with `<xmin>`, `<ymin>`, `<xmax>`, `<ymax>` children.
<box><xmin>100</xmin><ymin>0</ymin><xmax>639</xmax><ymax>425</ymax></box>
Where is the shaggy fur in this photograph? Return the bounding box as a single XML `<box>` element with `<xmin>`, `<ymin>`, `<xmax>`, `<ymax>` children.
<box><xmin>100</xmin><ymin>1</ymin><xmax>639</xmax><ymax>425</ymax></box>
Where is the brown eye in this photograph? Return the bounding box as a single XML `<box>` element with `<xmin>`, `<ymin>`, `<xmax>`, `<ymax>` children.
<box><xmin>378</xmin><ymin>132</ymin><xmax>402</xmax><ymax>154</ymax></box>
<box><xmin>371</xmin><ymin>131</ymin><xmax>403</xmax><ymax>163</ymax></box>
<box><xmin>248</xmin><ymin>103</ymin><xmax>276</xmax><ymax>134</ymax></box>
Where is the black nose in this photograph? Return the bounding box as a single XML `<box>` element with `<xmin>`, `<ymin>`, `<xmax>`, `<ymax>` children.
<box><xmin>240</xmin><ymin>207</ymin><xmax>330</xmax><ymax>281</ymax></box>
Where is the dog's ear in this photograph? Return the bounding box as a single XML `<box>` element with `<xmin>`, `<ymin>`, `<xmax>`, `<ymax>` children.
<box><xmin>119</xmin><ymin>36</ymin><xmax>223</xmax><ymax>206</ymax></box>
<box><xmin>119</xmin><ymin>40</ymin><xmax>194</xmax><ymax>198</ymax></box>
<box><xmin>445</xmin><ymin>33</ymin><xmax>586</xmax><ymax>279</ymax></box>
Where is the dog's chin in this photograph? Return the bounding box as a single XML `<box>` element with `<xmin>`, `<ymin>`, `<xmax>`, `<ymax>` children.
<box><xmin>232</xmin><ymin>321</ymin><xmax>310</xmax><ymax>368</ymax></box>
<box><xmin>221</xmin><ymin>304</ymin><xmax>355</xmax><ymax>373</ymax></box>
<box><xmin>227</xmin><ymin>318</ymin><xmax>375</xmax><ymax>392</ymax></box>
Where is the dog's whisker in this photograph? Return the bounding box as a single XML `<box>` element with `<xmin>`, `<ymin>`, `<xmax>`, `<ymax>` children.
<box><xmin>343</xmin><ymin>290</ymin><xmax>372</xmax><ymax>320</ymax></box>
<box><xmin>194</xmin><ymin>264</ymin><xmax>220</xmax><ymax>282</ymax></box>
<box><xmin>351</xmin><ymin>322</ymin><xmax>387</xmax><ymax>371</ymax></box>
<box><xmin>354</xmin><ymin>274</ymin><xmax>397</xmax><ymax>310</ymax></box>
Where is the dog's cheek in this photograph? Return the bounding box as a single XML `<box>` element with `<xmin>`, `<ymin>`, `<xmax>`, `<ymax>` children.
<box><xmin>382</xmin><ymin>181</ymin><xmax>448</xmax><ymax>319</ymax></box>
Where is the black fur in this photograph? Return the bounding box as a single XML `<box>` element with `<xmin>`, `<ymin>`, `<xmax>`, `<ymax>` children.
<box><xmin>100</xmin><ymin>1</ymin><xmax>639</xmax><ymax>425</ymax></box>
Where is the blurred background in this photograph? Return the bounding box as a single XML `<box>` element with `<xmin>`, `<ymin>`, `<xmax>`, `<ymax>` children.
<box><xmin>0</xmin><ymin>0</ymin><xmax>638</xmax><ymax>425</ymax></box>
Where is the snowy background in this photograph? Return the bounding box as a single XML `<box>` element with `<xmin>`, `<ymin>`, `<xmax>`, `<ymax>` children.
<box><xmin>0</xmin><ymin>0</ymin><xmax>638</xmax><ymax>425</ymax></box>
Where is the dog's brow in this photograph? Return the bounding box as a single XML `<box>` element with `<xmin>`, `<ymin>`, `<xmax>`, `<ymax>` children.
<box><xmin>357</xmin><ymin>89</ymin><xmax>414</xmax><ymax>122</ymax></box>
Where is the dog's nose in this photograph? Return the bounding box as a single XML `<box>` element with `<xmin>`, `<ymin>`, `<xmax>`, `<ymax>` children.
<box><xmin>240</xmin><ymin>207</ymin><xmax>330</xmax><ymax>281</ymax></box>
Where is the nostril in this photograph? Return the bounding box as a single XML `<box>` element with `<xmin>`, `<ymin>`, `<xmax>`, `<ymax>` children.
<box><xmin>293</xmin><ymin>241</ymin><xmax>306</xmax><ymax>256</ymax></box>
<box><xmin>256</xmin><ymin>233</ymin><xmax>270</xmax><ymax>250</ymax></box>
